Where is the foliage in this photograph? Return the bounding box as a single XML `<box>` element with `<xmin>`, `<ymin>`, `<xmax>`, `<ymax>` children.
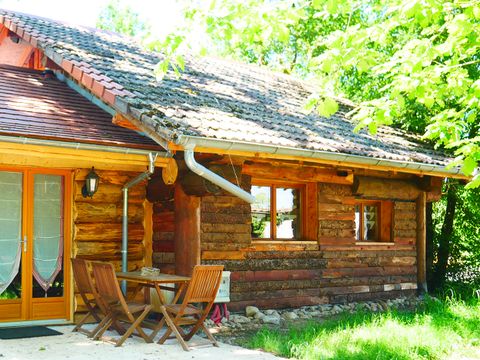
<box><xmin>0</xmin><ymin>288</ymin><xmax>18</xmax><ymax>300</ymax></box>
<box><xmin>310</xmin><ymin>1</ymin><xmax>480</xmax><ymax>186</ymax></box>
<box><xmin>251</xmin><ymin>216</ymin><xmax>267</xmax><ymax>238</ymax></box>
<box><xmin>244</xmin><ymin>297</ymin><xmax>480</xmax><ymax>359</ymax></box>
<box><xmin>432</xmin><ymin>183</ymin><xmax>480</xmax><ymax>291</ymax></box>
<box><xmin>96</xmin><ymin>0</ymin><xmax>150</xmax><ymax>38</ymax></box>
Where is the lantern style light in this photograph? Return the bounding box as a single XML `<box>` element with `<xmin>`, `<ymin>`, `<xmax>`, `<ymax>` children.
<box><xmin>82</xmin><ymin>167</ymin><xmax>100</xmax><ymax>198</ymax></box>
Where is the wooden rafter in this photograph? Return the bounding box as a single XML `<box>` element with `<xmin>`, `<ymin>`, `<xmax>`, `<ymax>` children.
<box><xmin>112</xmin><ymin>113</ymin><xmax>140</xmax><ymax>131</ymax></box>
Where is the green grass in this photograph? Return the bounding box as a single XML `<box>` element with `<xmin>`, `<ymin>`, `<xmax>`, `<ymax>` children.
<box><xmin>243</xmin><ymin>297</ymin><xmax>480</xmax><ymax>360</ymax></box>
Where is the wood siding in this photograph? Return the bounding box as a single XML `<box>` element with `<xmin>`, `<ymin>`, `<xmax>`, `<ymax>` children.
<box><xmin>199</xmin><ymin>172</ymin><xmax>419</xmax><ymax>310</ymax></box>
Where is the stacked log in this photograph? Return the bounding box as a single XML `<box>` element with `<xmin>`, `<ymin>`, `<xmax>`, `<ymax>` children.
<box><xmin>73</xmin><ymin>169</ymin><xmax>146</xmax><ymax>265</ymax></box>
<box><xmin>72</xmin><ymin>169</ymin><xmax>148</xmax><ymax>313</ymax></box>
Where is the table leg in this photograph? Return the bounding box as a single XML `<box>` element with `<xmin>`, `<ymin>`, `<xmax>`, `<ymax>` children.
<box><xmin>154</xmin><ymin>283</ymin><xmax>167</xmax><ymax>305</ymax></box>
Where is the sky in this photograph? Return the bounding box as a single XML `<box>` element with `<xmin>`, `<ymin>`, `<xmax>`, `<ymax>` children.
<box><xmin>0</xmin><ymin>0</ymin><xmax>184</xmax><ymax>37</ymax></box>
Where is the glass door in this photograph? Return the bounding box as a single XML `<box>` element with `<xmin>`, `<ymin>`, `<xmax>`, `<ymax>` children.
<box><xmin>0</xmin><ymin>168</ymin><xmax>71</xmax><ymax>322</ymax></box>
<box><xmin>0</xmin><ymin>171</ymin><xmax>23</xmax><ymax>321</ymax></box>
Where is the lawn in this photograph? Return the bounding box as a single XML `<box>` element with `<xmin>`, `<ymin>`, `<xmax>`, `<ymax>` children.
<box><xmin>242</xmin><ymin>297</ymin><xmax>480</xmax><ymax>360</ymax></box>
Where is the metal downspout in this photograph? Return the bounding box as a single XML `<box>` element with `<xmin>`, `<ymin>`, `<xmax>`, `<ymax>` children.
<box><xmin>121</xmin><ymin>152</ymin><xmax>157</xmax><ymax>294</ymax></box>
<box><xmin>184</xmin><ymin>144</ymin><xmax>255</xmax><ymax>204</ymax></box>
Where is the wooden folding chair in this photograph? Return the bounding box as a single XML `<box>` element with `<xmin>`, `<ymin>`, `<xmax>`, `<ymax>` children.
<box><xmin>154</xmin><ymin>265</ymin><xmax>224</xmax><ymax>351</ymax></box>
<box><xmin>71</xmin><ymin>258</ymin><xmax>104</xmax><ymax>337</ymax></box>
<box><xmin>90</xmin><ymin>261</ymin><xmax>152</xmax><ymax>347</ymax></box>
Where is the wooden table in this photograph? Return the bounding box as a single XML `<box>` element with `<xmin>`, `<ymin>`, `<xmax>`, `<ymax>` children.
<box><xmin>116</xmin><ymin>272</ymin><xmax>190</xmax><ymax>305</ymax></box>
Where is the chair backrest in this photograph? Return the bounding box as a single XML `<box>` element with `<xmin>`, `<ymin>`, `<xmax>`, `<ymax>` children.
<box><xmin>183</xmin><ymin>265</ymin><xmax>224</xmax><ymax>305</ymax></box>
<box><xmin>90</xmin><ymin>261</ymin><xmax>126</xmax><ymax>308</ymax></box>
<box><xmin>71</xmin><ymin>258</ymin><xmax>95</xmax><ymax>295</ymax></box>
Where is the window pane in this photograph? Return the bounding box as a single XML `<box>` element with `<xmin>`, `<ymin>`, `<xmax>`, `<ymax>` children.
<box><xmin>363</xmin><ymin>205</ymin><xmax>379</xmax><ymax>241</ymax></box>
<box><xmin>251</xmin><ymin>186</ymin><xmax>271</xmax><ymax>239</ymax></box>
<box><xmin>276</xmin><ymin>188</ymin><xmax>300</xmax><ymax>239</ymax></box>
<box><xmin>0</xmin><ymin>171</ymin><xmax>22</xmax><ymax>299</ymax></box>
<box><xmin>355</xmin><ymin>205</ymin><xmax>361</xmax><ymax>241</ymax></box>
<box><xmin>33</xmin><ymin>174</ymin><xmax>64</xmax><ymax>298</ymax></box>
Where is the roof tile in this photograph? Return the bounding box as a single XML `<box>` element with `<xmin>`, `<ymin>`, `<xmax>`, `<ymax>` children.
<box><xmin>0</xmin><ymin>65</ymin><xmax>159</xmax><ymax>150</ymax></box>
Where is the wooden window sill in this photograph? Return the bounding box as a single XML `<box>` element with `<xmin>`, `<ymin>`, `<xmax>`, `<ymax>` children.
<box><xmin>252</xmin><ymin>240</ymin><xmax>318</xmax><ymax>244</ymax></box>
<box><xmin>356</xmin><ymin>242</ymin><xmax>395</xmax><ymax>246</ymax></box>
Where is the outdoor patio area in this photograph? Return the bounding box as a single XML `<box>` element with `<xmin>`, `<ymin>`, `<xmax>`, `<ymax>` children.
<box><xmin>0</xmin><ymin>324</ymin><xmax>280</xmax><ymax>360</ymax></box>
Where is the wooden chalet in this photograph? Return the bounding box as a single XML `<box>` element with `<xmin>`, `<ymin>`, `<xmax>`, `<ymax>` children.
<box><xmin>0</xmin><ymin>9</ymin><xmax>466</xmax><ymax>325</ymax></box>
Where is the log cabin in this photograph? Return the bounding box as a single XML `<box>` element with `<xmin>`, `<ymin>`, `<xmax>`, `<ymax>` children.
<box><xmin>0</xmin><ymin>9</ymin><xmax>467</xmax><ymax>325</ymax></box>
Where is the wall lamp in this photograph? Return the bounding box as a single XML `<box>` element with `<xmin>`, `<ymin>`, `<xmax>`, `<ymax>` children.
<box><xmin>82</xmin><ymin>167</ymin><xmax>100</xmax><ymax>198</ymax></box>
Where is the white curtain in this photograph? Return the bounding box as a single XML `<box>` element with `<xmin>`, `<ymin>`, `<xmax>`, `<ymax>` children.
<box><xmin>0</xmin><ymin>172</ymin><xmax>22</xmax><ymax>295</ymax></box>
<box><xmin>33</xmin><ymin>174</ymin><xmax>63</xmax><ymax>293</ymax></box>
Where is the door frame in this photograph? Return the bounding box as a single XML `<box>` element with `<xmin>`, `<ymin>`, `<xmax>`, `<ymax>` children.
<box><xmin>0</xmin><ymin>166</ymin><xmax>73</xmax><ymax>323</ymax></box>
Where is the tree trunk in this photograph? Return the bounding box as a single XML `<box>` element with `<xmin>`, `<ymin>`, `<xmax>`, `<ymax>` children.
<box><xmin>426</xmin><ymin>201</ymin><xmax>434</xmax><ymax>290</ymax></box>
<box><xmin>433</xmin><ymin>183</ymin><xmax>457</xmax><ymax>290</ymax></box>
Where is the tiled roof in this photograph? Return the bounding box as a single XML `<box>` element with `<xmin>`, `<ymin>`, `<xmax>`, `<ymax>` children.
<box><xmin>0</xmin><ymin>9</ymin><xmax>451</xmax><ymax>167</ymax></box>
<box><xmin>0</xmin><ymin>65</ymin><xmax>159</xmax><ymax>149</ymax></box>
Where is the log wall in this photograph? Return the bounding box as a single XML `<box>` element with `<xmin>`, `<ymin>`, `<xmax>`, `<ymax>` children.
<box><xmin>317</xmin><ymin>183</ymin><xmax>417</xmax><ymax>305</ymax></box>
<box><xmin>73</xmin><ymin>169</ymin><xmax>148</xmax><ymax>268</ymax></box>
<box><xmin>148</xmin><ymin>159</ymin><xmax>431</xmax><ymax>310</ymax></box>
<box><xmin>72</xmin><ymin>169</ymin><xmax>151</xmax><ymax>314</ymax></box>
<box><xmin>201</xmin><ymin>175</ymin><xmax>419</xmax><ymax>310</ymax></box>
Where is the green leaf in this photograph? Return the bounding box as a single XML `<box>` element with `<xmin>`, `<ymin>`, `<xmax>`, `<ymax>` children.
<box><xmin>317</xmin><ymin>97</ymin><xmax>339</xmax><ymax>117</ymax></box>
<box><xmin>357</xmin><ymin>59</ymin><xmax>370</xmax><ymax>73</ymax></box>
<box><xmin>424</xmin><ymin>96</ymin><xmax>435</xmax><ymax>108</ymax></box>
<box><xmin>465</xmin><ymin>173</ymin><xmax>480</xmax><ymax>189</ymax></box>
<box><xmin>368</xmin><ymin>121</ymin><xmax>378</xmax><ymax>134</ymax></box>
<box><xmin>312</xmin><ymin>0</ymin><xmax>323</xmax><ymax>10</ymax></box>
<box><xmin>154</xmin><ymin>60</ymin><xmax>170</xmax><ymax>80</ymax></box>
<box><xmin>175</xmin><ymin>55</ymin><xmax>185</xmax><ymax>71</ymax></box>
<box><xmin>462</xmin><ymin>156</ymin><xmax>478</xmax><ymax>176</ymax></box>
<box><xmin>304</xmin><ymin>96</ymin><xmax>318</xmax><ymax>112</ymax></box>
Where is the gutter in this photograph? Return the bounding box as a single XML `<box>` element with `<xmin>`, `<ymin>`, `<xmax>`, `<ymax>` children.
<box><xmin>184</xmin><ymin>144</ymin><xmax>255</xmax><ymax>204</ymax></box>
<box><xmin>0</xmin><ymin>134</ymin><xmax>168</xmax><ymax>157</ymax></box>
<box><xmin>121</xmin><ymin>152</ymin><xmax>157</xmax><ymax>294</ymax></box>
<box><xmin>175</xmin><ymin>135</ymin><xmax>465</xmax><ymax>178</ymax></box>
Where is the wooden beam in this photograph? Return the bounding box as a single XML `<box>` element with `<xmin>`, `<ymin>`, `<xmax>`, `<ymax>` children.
<box><xmin>425</xmin><ymin>177</ymin><xmax>444</xmax><ymax>202</ymax></box>
<box><xmin>243</xmin><ymin>162</ymin><xmax>353</xmax><ymax>185</ymax></box>
<box><xmin>416</xmin><ymin>191</ymin><xmax>427</xmax><ymax>293</ymax></box>
<box><xmin>353</xmin><ymin>176</ymin><xmax>421</xmax><ymax>200</ymax></box>
<box><xmin>143</xmin><ymin>200</ymin><xmax>153</xmax><ymax>267</ymax></box>
<box><xmin>169</xmin><ymin>142</ymin><xmax>469</xmax><ymax>180</ymax></box>
<box><xmin>305</xmin><ymin>182</ymin><xmax>318</xmax><ymax>242</ymax></box>
<box><xmin>0</xmin><ymin>141</ymin><xmax>169</xmax><ymax>171</ymax></box>
<box><xmin>174</xmin><ymin>184</ymin><xmax>201</xmax><ymax>276</ymax></box>
<box><xmin>112</xmin><ymin>113</ymin><xmax>141</xmax><ymax>131</ymax></box>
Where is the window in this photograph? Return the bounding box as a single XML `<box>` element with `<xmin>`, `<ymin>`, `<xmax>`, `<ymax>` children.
<box><xmin>251</xmin><ymin>184</ymin><xmax>303</xmax><ymax>240</ymax></box>
<box><xmin>355</xmin><ymin>200</ymin><xmax>393</xmax><ymax>242</ymax></box>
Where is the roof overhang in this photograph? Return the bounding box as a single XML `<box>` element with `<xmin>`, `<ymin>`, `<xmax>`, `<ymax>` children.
<box><xmin>0</xmin><ymin>134</ymin><xmax>170</xmax><ymax>172</ymax></box>
<box><xmin>170</xmin><ymin>134</ymin><xmax>468</xmax><ymax>179</ymax></box>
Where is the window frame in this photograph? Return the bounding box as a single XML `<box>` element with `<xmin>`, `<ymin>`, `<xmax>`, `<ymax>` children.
<box><xmin>355</xmin><ymin>199</ymin><xmax>393</xmax><ymax>243</ymax></box>
<box><xmin>251</xmin><ymin>180</ymin><xmax>306</xmax><ymax>241</ymax></box>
